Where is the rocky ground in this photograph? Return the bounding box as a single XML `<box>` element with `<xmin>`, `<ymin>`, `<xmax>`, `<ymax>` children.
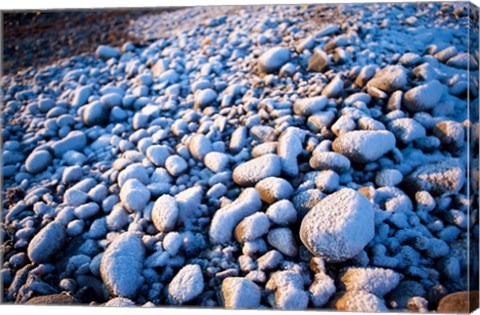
<box><xmin>1</xmin><ymin>2</ymin><xmax>479</xmax><ymax>312</ymax></box>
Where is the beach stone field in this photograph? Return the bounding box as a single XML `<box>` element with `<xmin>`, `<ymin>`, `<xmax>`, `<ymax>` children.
<box><xmin>1</xmin><ymin>2</ymin><xmax>479</xmax><ymax>312</ymax></box>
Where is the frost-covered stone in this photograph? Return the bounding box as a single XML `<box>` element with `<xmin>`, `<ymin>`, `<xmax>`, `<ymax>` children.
<box><xmin>258</xmin><ymin>47</ymin><xmax>290</xmax><ymax>74</ymax></box>
<box><xmin>221</xmin><ymin>277</ymin><xmax>261</xmax><ymax>309</ymax></box>
<box><xmin>300</xmin><ymin>188</ymin><xmax>374</xmax><ymax>262</ymax></box>
<box><xmin>388</xmin><ymin>118</ymin><xmax>426</xmax><ymax>143</ymax></box>
<box><xmin>336</xmin><ymin>290</ymin><xmax>389</xmax><ymax>312</ymax></box>
<box><xmin>315</xmin><ymin>170</ymin><xmax>340</xmax><ymax>193</ymax></box>
<box><xmin>194</xmin><ymin>88</ymin><xmax>217</xmax><ymax>110</ymax></box>
<box><xmin>189</xmin><ymin>134</ymin><xmax>212</xmax><ymax>161</ymax></box>
<box><xmin>267</xmin><ymin>228</ymin><xmax>297</xmax><ymax>257</ymax></box>
<box><xmin>403</xmin><ymin>80</ymin><xmax>445</xmax><ymax>112</ymax></box>
<box><xmin>119</xmin><ymin>179</ymin><xmax>151</xmax><ymax>213</ymax></box>
<box><xmin>277</xmin><ymin>129</ymin><xmax>303</xmax><ymax>177</ymax></box>
<box><xmin>341</xmin><ymin>267</ymin><xmax>400</xmax><ymax>296</ymax></box>
<box><xmin>151</xmin><ymin>194</ymin><xmax>178</xmax><ymax>233</ymax></box>
<box><xmin>366</xmin><ymin>65</ymin><xmax>407</xmax><ymax>92</ymax></box>
<box><xmin>332</xmin><ymin>130</ymin><xmax>396</xmax><ymax>163</ymax></box>
<box><xmin>310</xmin><ymin>151</ymin><xmax>351</xmax><ymax>173</ymax></box>
<box><xmin>405</xmin><ymin>158</ymin><xmax>465</xmax><ymax>196</ymax></box>
<box><xmin>233</xmin><ymin>154</ymin><xmax>281</xmax><ymax>186</ymax></box>
<box><xmin>204</xmin><ymin>151</ymin><xmax>229</xmax><ymax>173</ymax></box>
<box><xmin>146</xmin><ymin>145</ymin><xmax>170</xmax><ymax>167</ymax></box>
<box><xmin>308</xmin><ymin>48</ymin><xmax>330</xmax><ymax>72</ymax></box>
<box><xmin>255</xmin><ymin>177</ymin><xmax>293</xmax><ymax>204</ymax></box>
<box><xmin>27</xmin><ymin>221</ymin><xmax>67</xmax><ymax>264</ymax></box>
<box><xmin>322</xmin><ymin>76</ymin><xmax>344</xmax><ymax>98</ymax></box>
<box><xmin>62</xmin><ymin>165</ymin><xmax>83</xmax><ymax>185</ymax></box>
<box><xmin>275</xmin><ymin>286</ymin><xmax>309</xmax><ymax>310</ymax></box>
<box><xmin>117</xmin><ymin>163</ymin><xmax>150</xmax><ymax>187</ymax></box>
<box><xmin>52</xmin><ymin>131</ymin><xmax>87</xmax><ymax>157</ymax></box>
<box><xmin>165</xmin><ymin>155</ymin><xmax>188</xmax><ymax>176</ymax></box>
<box><xmin>309</xmin><ymin>273</ymin><xmax>336</xmax><ymax>307</ymax></box>
<box><xmin>234</xmin><ymin>212</ymin><xmax>270</xmax><ymax>242</ymax></box>
<box><xmin>433</xmin><ymin>120</ymin><xmax>465</xmax><ymax>148</ymax></box>
<box><xmin>168</xmin><ymin>264</ymin><xmax>204</xmax><ymax>304</ymax></box>
<box><xmin>96</xmin><ymin>45</ymin><xmax>120</xmax><ymax>60</ymax></box>
<box><xmin>293</xmin><ymin>96</ymin><xmax>328</xmax><ymax>117</ymax></box>
<box><xmin>100</xmin><ymin>233</ymin><xmax>145</xmax><ymax>298</ymax></box>
<box><xmin>82</xmin><ymin>101</ymin><xmax>109</xmax><ymax>126</ymax></box>
<box><xmin>25</xmin><ymin>150</ymin><xmax>52</xmax><ymax>174</ymax></box>
<box><xmin>210</xmin><ymin>188</ymin><xmax>262</xmax><ymax>244</ymax></box>
<box><xmin>375</xmin><ymin>169</ymin><xmax>403</xmax><ymax>187</ymax></box>
<box><xmin>266</xmin><ymin>200</ymin><xmax>297</xmax><ymax>226</ymax></box>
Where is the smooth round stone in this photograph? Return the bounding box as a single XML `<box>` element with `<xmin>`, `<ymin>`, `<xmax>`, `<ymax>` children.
<box><xmin>233</xmin><ymin>154</ymin><xmax>281</xmax><ymax>186</ymax></box>
<box><xmin>258</xmin><ymin>47</ymin><xmax>290</xmax><ymax>74</ymax></box>
<box><xmin>27</xmin><ymin>221</ymin><xmax>67</xmax><ymax>264</ymax></box>
<box><xmin>25</xmin><ymin>150</ymin><xmax>52</xmax><ymax>174</ymax></box>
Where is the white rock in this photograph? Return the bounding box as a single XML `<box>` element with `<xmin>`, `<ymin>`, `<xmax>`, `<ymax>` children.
<box><xmin>189</xmin><ymin>134</ymin><xmax>212</xmax><ymax>161</ymax></box>
<box><xmin>168</xmin><ymin>264</ymin><xmax>204</xmax><ymax>304</ymax></box>
<box><xmin>267</xmin><ymin>227</ymin><xmax>297</xmax><ymax>257</ymax></box>
<box><xmin>300</xmin><ymin>188</ymin><xmax>374</xmax><ymax>262</ymax></box>
<box><xmin>433</xmin><ymin>120</ymin><xmax>465</xmax><ymax>148</ymax></box>
<box><xmin>221</xmin><ymin>277</ymin><xmax>261</xmax><ymax>309</ymax></box>
<box><xmin>310</xmin><ymin>151</ymin><xmax>351</xmax><ymax>173</ymax></box>
<box><xmin>366</xmin><ymin>65</ymin><xmax>407</xmax><ymax>92</ymax></box>
<box><xmin>341</xmin><ymin>267</ymin><xmax>400</xmax><ymax>296</ymax></box>
<box><xmin>315</xmin><ymin>170</ymin><xmax>340</xmax><ymax>193</ymax></box>
<box><xmin>194</xmin><ymin>88</ymin><xmax>217</xmax><ymax>110</ymax></box>
<box><xmin>255</xmin><ymin>177</ymin><xmax>294</xmax><ymax>204</ymax></box>
<box><xmin>332</xmin><ymin>130</ymin><xmax>396</xmax><ymax>163</ymax></box>
<box><xmin>266</xmin><ymin>200</ymin><xmax>297</xmax><ymax>226</ymax></box>
<box><xmin>234</xmin><ymin>212</ymin><xmax>270</xmax><ymax>242</ymax></box>
<box><xmin>117</xmin><ymin>163</ymin><xmax>150</xmax><ymax>187</ymax></box>
<box><xmin>146</xmin><ymin>145</ymin><xmax>170</xmax><ymax>167</ymax></box>
<box><xmin>165</xmin><ymin>155</ymin><xmax>188</xmax><ymax>176</ymax></box>
<box><xmin>25</xmin><ymin>150</ymin><xmax>52</xmax><ymax>174</ymax></box>
<box><xmin>322</xmin><ymin>76</ymin><xmax>344</xmax><ymax>98</ymax></box>
<box><xmin>233</xmin><ymin>154</ymin><xmax>281</xmax><ymax>186</ymax></box>
<box><xmin>293</xmin><ymin>96</ymin><xmax>328</xmax><ymax>117</ymax></box>
<box><xmin>388</xmin><ymin>118</ymin><xmax>426</xmax><ymax>143</ymax></box>
<box><xmin>258</xmin><ymin>47</ymin><xmax>290</xmax><ymax>74</ymax></box>
<box><xmin>375</xmin><ymin>169</ymin><xmax>403</xmax><ymax>187</ymax></box>
<box><xmin>309</xmin><ymin>273</ymin><xmax>336</xmax><ymax>307</ymax></box>
<box><xmin>152</xmin><ymin>194</ymin><xmax>178</xmax><ymax>233</ymax></box>
<box><xmin>204</xmin><ymin>152</ymin><xmax>230</xmax><ymax>173</ymax></box>
<box><xmin>119</xmin><ymin>179</ymin><xmax>151</xmax><ymax>213</ymax></box>
<box><xmin>27</xmin><ymin>221</ymin><xmax>67</xmax><ymax>264</ymax></box>
<box><xmin>403</xmin><ymin>80</ymin><xmax>445</xmax><ymax>112</ymax></box>
<box><xmin>336</xmin><ymin>290</ymin><xmax>388</xmax><ymax>312</ymax></box>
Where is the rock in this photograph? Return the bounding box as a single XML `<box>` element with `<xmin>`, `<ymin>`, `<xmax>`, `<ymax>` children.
<box><xmin>388</xmin><ymin>118</ymin><xmax>426</xmax><ymax>143</ymax></box>
<box><xmin>146</xmin><ymin>145</ymin><xmax>170</xmax><ymax>167</ymax></box>
<box><xmin>118</xmin><ymin>163</ymin><xmax>150</xmax><ymax>187</ymax></box>
<box><xmin>233</xmin><ymin>154</ymin><xmax>281</xmax><ymax>186</ymax></box>
<box><xmin>38</xmin><ymin>98</ymin><xmax>55</xmax><ymax>113</ymax></box>
<box><xmin>151</xmin><ymin>194</ymin><xmax>179</xmax><ymax>233</ymax></box>
<box><xmin>221</xmin><ymin>277</ymin><xmax>261</xmax><ymax>309</ymax></box>
<box><xmin>403</xmin><ymin>80</ymin><xmax>445</xmax><ymax>112</ymax></box>
<box><xmin>234</xmin><ymin>212</ymin><xmax>270</xmax><ymax>243</ymax></box>
<box><xmin>316</xmin><ymin>24</ymin><xmax>340</xmax><ymax>37</ymax></box>
<box><xmin>308</xmin><ymin>48</ymin><xmax>330</xmax><ymax>72</ymax></box>
<box><xmin>300</xmin><ymin>188</ymin><xmax>374</xmax><ymax>262</ymax></box>
<box><xmin>446</xmin><ymin>53</ymin><xmax>478</xmax><ymax>70</ymax></box>
<box><xmin>258</xmin><ymin>47</ymin><xmax>290</xmax><ymax>73</ymax></box>
<box><xmin>275</xmin><ymin>286</ymin><xmax>309</xmax><ymax>310</ymax></box>
<box><xmin>310</xmin><ymin>151</ymin><xmax>351</xmax><ymax>173</ymax></box>
<box><xmin>189</xmin><ymin>134</ymin><xmax>212</xmax><ymax>161</ymax></box>
<box><xmin>25</xmin><ymin>150</ymin><xmax>52</xmax><ymax>174</ymax></box>
<box><xmin>341</xmin><ymin>267</ymin><xmax>400</xmax><ymax>296</ymax></box>
<box><xmin>168</xmin><ymin>264</ymin><xmax>204</xmax><ymax>304</ymax></box>
<box><xmin>209</xmin><ymin>188</ymin><xmax>262</xmax><ymax>244</ymax></box>
<box><xmin>375</xmin><ymin>169</ymin><xmax>403</xmax><ymax>187</ymax></box>
<box><xmin>103</xmin><ymin>297</ymin><xmax>136</xmax><ymax>307</ymax></box>
<box><xmin>74</xmin><ymin>202</ymin><xmax>100</xmax><ymax>219</ymax></box>
<box><xmin>229</xmin><ymin>126</ymin><xmax>248</xmax><ymax>153</ymax></box>
<box><xmin>267</xmin><ymin>227</ymin><xmax>298</xmax><ymax>257</ymax></box>
<box><xmin>309</xmin><ymin>273</ymin><xmax>336</xmax><ymax>307</ymax></box>
<box><xmin>119</xmin><ymin>179</ymin><xmax>151</xmax><ymax>213</ymax></box>
<box><xmin>266</xmin><ymin>200</ymin><xmax>297</xmax><ymax>226</ymax></box>
<box><xmin>322</xmin><ymin>76</ymin><xmax>344</xmax><ymax>98</ymax></box>
<box><xmin>293</xmin><ymin>96</ymin><xmax>328</xmax><ymax>117</ymax></box>
<box><xmin>101</xmin><ymin>93</ymin><xmax>123</xmax><ymax>107</ymax></box>
<box><xmin>165</xmin><ymin>155</ymin><xmax>188</xmax><ymax>177</ymax></box>
<box><xmin>62</xmin><ymin>165</ymin><xmax>83</xmax><ymax>185</ymax></box>
<box><xmin>255</xmin><ymin>177</ymin><xmax>294</xmax><ymax>204</ymax></box>
<box><xmin>366</xmin><ymin>65</ymin><xmax>407</xmax><ymax>92</ymax></box>
<box><xmin>82</xmin><ymin>101</ymin><xmax>109</xmax><ymax>126</ymax></box>
<box><xmin>52</xmin><ymin>131</ymin><xmax>87</xmax><ymax>157</ymax></box>
<box><xmin>100</xmin><ymin>232</ymin><xmax>145</xmax><ymax>298</ymax></box>
<box><xmin>336</xmin><ymin>290</ymin><xmax>389</xmax><ymax>312</ymax></box>
<box><xmin>437</xmin><ymin>291</ymin><xmax>479</xmax><ymax>313</ymax></box>
<box><xmin>332</xmin><ymin>130</ymin><xmax>396</xmax><ymax>163</ymax></box>
<box><xmin>27</xmin><ymin>221</ymin><xmax>67</xmax><ymax>264</ymax></box>
<box><xmin>277</xmin><ymin>129</ymin><xmax>303</xmax><ymax>177</ymax></box>
<box><xmin>315</xmin><ymin>170</ymin><xmax>339</xmax><ymax>193</ymax></box>
<box><xmin>434</xmin><ymin>46</ymin><xmax>457</xmax><ymax>63</ymax></box>
<box><xmin>433</xmin><ymin>120</ymin><xmax>465</xmax><ymax>148</ymax></box>
<box><xmin>25</xmin><ymin>293</ymin><xmax>80</xmax><ymax>305</ymax></box>
<box><xmin>404</xmin><ymin>158</ymin><xmax>465</xmax><ymax>196</ymax></box>
<box><xmin>194</xmin><ymin>88</ymin><xmax>217</xmax><ymax>110</ymax></box>
<box><xmin>72</xmin><ymin>86</ymin><xmax>92</xmax><ymax>107</ymax></box>
<box><xmin>96</xmin><ymin>45</ymin><xmax>120</xmax><ymax>60</ymax></box>
<box><xmin>204</xmin><ymin>152</ymin><xmax>230</xmax><ymax>172</ymax></box>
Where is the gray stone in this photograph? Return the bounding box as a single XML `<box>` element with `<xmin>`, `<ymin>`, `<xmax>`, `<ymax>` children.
<box><xmin>27</xmin><ymin>221</ymin><xmax>67</xmax><ymax>264</ymax></box>
<box><xmin>25</xmin><ymin>150</ymin><xmax>52</xmax><ymax>174</ymax></box>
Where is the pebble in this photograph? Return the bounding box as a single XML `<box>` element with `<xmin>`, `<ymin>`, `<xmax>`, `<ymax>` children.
<box><xmin>405</xmin><ymin>158</ymin><xmax>465</xmax><ymax>196</ymax></box>
<box><xmin>293</xmin><ymin>96</ymin><xmax>328</xmax><ymax>117</ymax></box>
<box><xmin>96</xmin><ymin>45</ymin><xmax>120</xmax><ymax>60</ymax></box>
<box><xmin>119</xmin><ymin>179</ymin><xmax>151</xmax><ymax>213</ymax></box>
<box><xmin>300</xmin><ymin>188</ymin><xmax>374</xmax><ymax>262</ymax></box>
<box><xmin>267</xmin><ymin>227</ymin><xmax>297</xmax><ymax>257</ymax></box>
<box><xmin>375</xmin><ymin>169</ymin><xmax>403</xmax><ymax>187</ymax></box>
<box><xmin>118</xmin><ymin>163</ymin><xmax>150</xmax><ymax>187</ymax></box>
<box><xmin>437</xmin><ymin>291</ymin><xmax>479</xmax><ymax>313</ymax></box>
<box><xmin>74</xmin><ymin>202</ymin><xmax>100</xmax><ymax>219</ymax></box>
<box><xmin>194</xmin><ymin>88</ymin><xmax>217</xmax><ymax>110</ymax></box>
<box><xmin>27</xmin><ymin>221</ymin><xmax>67</xmax><ymax>264</ymax></box>
<box><xmin>165</xmin><ymin>155</ymin><xmax>188</xmax><ymax>177</ymax></box>
<box><xmin>255</xmin><ymin>177</ymin><xmax>294</xmax><ymax>204</ymax></box>
<box><xmin>403</xmin><ymin>80</ymin><xmax>445</xmax><ymax>112</ymax></box>
<box><xmin>221</xmin><ymin>277</ymin><xmax>261</xmax><ymax>309</ymax></box>
<box><xmin>100</xmin><ymin>232</ymin><xmax>145</xmax><ymax>298</ymax></box>
<box><xmin>234</xmin><ymin>212</ymin><xmax>270</xmax><ymax>243</ymax></box>
<box><xmin>82</xmin><ymin>101</ymin><xmax>109</xmax><ymax>126</ymax></box>
<box><xmin>62</xmin><ymin>165</ymin><xmax>83</xmax><ymax>185</ymax></box>
<box><xmin>341</xmin><ymin>267</ymin><xmax>400</xmax><ymax>296</ymax></box>
<box><xmin>25</xmin><ymin>293</ymin><xmax>79</xmax><ymax>305</ymax></box>
<box><xmin>72</xmin><ymin>86</ymin><xmax>92</xmax><ymax>107</ymax></box>
<box><xmin>332</xmin><ymin>130</ymin><xmax>396</xmax><ymax>163</ymax></box>
<box><xmin>336</xmin><ymin>290</ymin><xmax>388</xmax><ymax>312</ymax></box>
<box><xmin>366</xmin><ymin>65</ymin><xmax>407</xmax><ymax>92</ymax></box>
<box><xmin>315</xmin><ymin>170</ymin><xmax>340</xmax><ymax>192</ymax></box>
<box><xmin>258</xmin><ymin>47</ymin><xmax>290</xmax><ymax>74</ymax></box>
<box><xmin>25</xmin><ymin>150</ymin><xmax>52</xmax><ymax>174</ymax></box>
<box><xmin>310</xmin><ymin>151</ymin><xmax>351</xmax><ymax>173</ymax></box>
<box><xmin>322</xmin><ymin>76</ymin><xmax>344</xmax><ymax>98</ymax></box>
<box><xmin>52</xmin><ymin>131</ymin><xmax>87</xmax><ymax>157</ymax></box>
<box><xmin>146</xmin><ymin>145</ymin><xmax>170</xmax><ymax>167</ymax></box>
<box><xmin>204</xmin><ymin>152</ymin><xmax>230</xmax><ymax>173</ymax></box>
<box><xmin>433</xmin><ymin>120</ymin><xmax>465</xmax><ymax>148</ymax></box>
<box><xmin>168</xmin><ymin>264</ymin><xmax>204</xmax><ymax>304</ymax></box>
<box><xmin>189</xmin><ymin>134</ymin><xmax>212</xmax><ymax>161</ymax></box>
<box><xmin>307</xmin><ymin>48</ymin><xmax>330</xmax><ymax>72</ymax></box>
<box><xmin>151</xmin><ymin>194</ymin><xmax>178</xmax><ymax>233</ymax></box>
<box><xmin>232</xmin><ymin>154</ymin><xmax>281</xmax><ymax>186</ymax></box>
<box><xmin>309</xmin><ymin>273</ymin><xmax>336</xmax><ymax>307</ymax></box>
<box><xmin>266</xmin><ymin>200</ymin><xmax>297</xmax><ymax>226</ymax></box>
<box><xmin>388</xmin><ymin>118</ymin><xmax>426</xmax><ymax>143</ymax></box>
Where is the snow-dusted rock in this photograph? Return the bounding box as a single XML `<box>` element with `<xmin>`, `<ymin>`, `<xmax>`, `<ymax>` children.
<box><xmin>82</xmin><ymin>101</ymin><xmax>109</xmax><ymax>126</ymax></box>
<box><xmin>309</xmin><ymin>273</ymin><xmax>336</xmax><ymax>307</ymax></box>
<box><xmin>300</xmin><ymin>188</ymin><xmax>374</xmax><ymax>262</ymax></box>
<box><xmin>27</xmin><ymin>221</ymin><xmax>67</xmax><ymax>264</ymax></box>
<box><xmin>266</xmin><ymin>200</ymin><xmax>297</xmax><ymax>226</ymax></box>
<box><xmin>388</xmin><ymin>118</ymin><xmax>426</xmax><ymax>143</ymax></box>
<box><xmin>146</xmin><ymin>145</ymin><xmax>170</xmax><ymax>167</ymax></box>
<box><xmin>119</xmin><ymin>179</ymin><xmax>151</xmax><ymax>213</ymax></box>
<box><xmin>375</xmin><ymin>169</ymin><xmax>403</xmax><ymax>187</ymax></box>
<box><xmin>100</xmin><ymin>232</ymin><xmax>145</xmax><ymax>298</ymax></box>
<box><xmin>189</xmin><ymin>134</ymin><xmax>212</xmax><ymax>161</ymax></box>
<box><xmin>332</xmin><ymin>130</ymin><xmax>396</xmax><ymax>163</ymax></box>
<box><xmin>336</xmin><ymin>290</ymin><xmax>389</xmax><ymax>312</ymax></box>
<box><xmin>96</xmin><ymin>45</ymin><xmax>120</xmax><ymax>60</ymax></box>
<box><xmin>210</xmin><ymin>188</ymin><xmax>262</xmax><ymax>244</ymax></box>
<box><xmin>403</xmin><ymin>80</ymin><xmax>445</xmax><ymax>112</ymax></box>
<box><xmin>221</xmin><ymin>277</ymin><xmax>261</xmax><ymax>309</ymax></box>
<box><xmin>308</xmin><ymin>48</ymin><xmax>330</xmax><ymax>72</ymax></box>
<box><xmin>204</xmin><ymin>152</ymin><xmax>229</xmax><ymax>172</ymax></box>
<box><xmin>293</xmin><ymin>96</ymin><xmax>328</xmax><ymax>117</ymax></box>
<box><xmin>168</xmin><ymin>264</ymin><xmax>204</xmax><ymax>304</ymax></box>
<box><xmin>151</xmin><ymin>194</ymin><xmax>178</xmax><ymax>233</ymax></box>
<box><xmin>322</xmin><ymin>76</ymin><xmax>344</xmax><ymax>98</ymax></box>
<box><xmin>255</xmin><ymin>177</ymin><xmax>293</xmax><ymax>204</ymax></box>
<box><xmin>405</xmin><ymin>158</ymin><xmax>465</xmax><ymax>196</ymax></box>
<box><xmin>433</xmin><ymin>120</ymin><xmax>465</xmax><ymax>148</ymax></box>
<box><xmin>117</xmin><ymin>163</ymin><xmax>150</xmax><ymax>187</ymax></box>
<box><xmin>165</xmin><ymin>155</ymin><xmax>188</xmax><ymax>176</ymax></box>
<box><xmin>233</xmin><ymin>154</ymin><xmax>281</xmax><ymax>186</ymax></box>
<box><xmin>52</xmin><ymin>131</ymin><xmax>87</xmax><ymax>157</ymax></box>
<box><xmin>25</xmin><ymin>150</ymin><xmax>52</xmax><ymax>174</ymax></box>
<box><xmin>267</xmin><ymin>227</ymin><xmax>297</xmax><ymax>257</ymax></box>
<box><xmin>234</xmin><ymin>212</ymin><xmax>270</xmax><ymax>242</ymax></box>
<box><xmin>341</xmin><ymin>267</ymin><xmax>400</xmax><ymax>296</ymax></box>
<box><xmin>194</xmin><ymin>88</ymin><xmax>217</xmax><ymax>110</ymax></box>
<box><xmin>366</xmin><ymin>65</ymin><xmax>407</xmax><ymax>92</ymax></box>
<box><xmin>258</xmin><ymin>47</ymin><xmax>290</xmax><ymax>74</ymax></box>
<box><xmin>310</xmin><ymin>151</ymin><xmax>351</xmax><ymax>173</ymax></box>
